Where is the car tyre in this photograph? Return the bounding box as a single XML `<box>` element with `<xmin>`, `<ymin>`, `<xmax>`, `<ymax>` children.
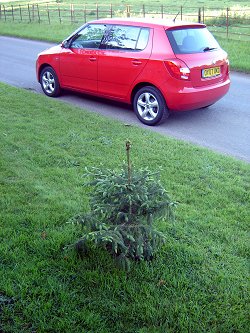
<box><xmin>40</xmin><ymin>66</ymin><xmax>61</xmax><ymax>97</ymax></box>
<box><xmin>133</xmin><ymin>86</ymin><xmax>169</xmax><ymax>125</ymax></box>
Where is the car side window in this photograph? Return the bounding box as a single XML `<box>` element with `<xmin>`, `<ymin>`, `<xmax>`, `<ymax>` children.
<box><xmin>102</xmin><ymin>25</ymin><xmax>149</xmax><ymax>51</ymax></box>
<box><xmin>136</xmin><ymin>28</ymin><xmax>150</xmax><ymax>50</ymax></box>
<box><xmin>70</xmin><ymin>24</ymin><xmax>107</xmax><ymax>49</ymax></box>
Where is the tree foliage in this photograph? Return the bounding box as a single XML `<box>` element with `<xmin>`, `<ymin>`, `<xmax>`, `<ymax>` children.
<box><xmin>70</xmin><ymin>141</ymin><xmax>176</xmax><ymax>270</ymax></box>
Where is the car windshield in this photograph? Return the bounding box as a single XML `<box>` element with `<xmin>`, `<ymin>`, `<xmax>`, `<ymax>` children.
<box><xmin>166</xmin><ymin>27</ymin><xmax>220</xmax><ymax>54</ymax></box>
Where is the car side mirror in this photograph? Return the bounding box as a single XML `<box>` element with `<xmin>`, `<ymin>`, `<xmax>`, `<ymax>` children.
<box><xmin>61</xmin><ymin>40</ymin><xmax>69</xmax><ymax>48</ymax></box>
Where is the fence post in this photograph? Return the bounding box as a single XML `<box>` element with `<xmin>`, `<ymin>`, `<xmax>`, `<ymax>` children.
<box><xmin>46</xmin><ymin>3</ymin><xmax>50</xmax><ymax>24</ymax></box>
<box><xmin>96</xmin><ymin>3</ymin><xmax>99</xmax><ymax>20</ymax></box>
<box><xmin>161</xmin><ymin>5</ymin><xmax>164</xmax><ymax>19</ymax></box>
<box><xmin>126</xmin><ymin>5</ymin><xmax>130</xmax><ymax>18</ymax></box>
<box><xmin>28</xmin><ymin>4</ymin><xmax>31</xmax><ymax>22</ymax></box>
<box><xmin>3</xmin><ymin>5</ymin><xmax>6</xmax><ymax>21</ymax></box>
<box><xmin>226</xmin><ymin>7</ymin><xmax>229</xmax><ymax>38</ymax></box>
<box><xmin>202</xmin><ymin>6</ymin><xmax>204</xmax><ymax>23</ymax></box>
<box><xmin>37</xmin><ymin>4</ymin><xmax>40</xmax><ymax>24</ymax></box>
<box><xmin>32</xmin><ymin>4</ymin><xmax>35</xmax><ymax>21</ymax></box>
<box><xmin>11</xmin><ymin>5</ymin><xmax>14</xmax><ymax>21</ymax></box>
<box><xmin>198</xmin><ymin>7</ymin><xmax>201</xmax><ymax>23</ymax></box>
<box><xmin>58</xmin><ymin>3</ymin><xmax>61</xmax><ymax>24</ymax></box>
<box><xmin>180</xmin><ymin>6</ymin><xmax>182</xmax><ymax>20</ymax></box>
<box><xmin>70</xmin><ymin>4</ymin><xmax>74</xmax><ymax>23</ymax></box>
<box><xmin>19</xmin><ymin>5</ymin><xmax>22</xmax><ymax>21</ymax></box>
<box><xmin>142</xmin><ymin>4</ymin><xmax>145</xmax><ymax>18</ymax></box>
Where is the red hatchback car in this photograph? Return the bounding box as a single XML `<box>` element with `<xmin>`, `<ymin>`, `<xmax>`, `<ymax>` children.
<box><xmin>36</xmin><ymin>18</ymin><xmax>230</xmax><ymax>125</ymax></box>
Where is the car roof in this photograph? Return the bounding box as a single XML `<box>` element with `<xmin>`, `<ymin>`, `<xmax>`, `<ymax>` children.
<box><xmin>89</xmin><ymin>17</ymin><xmax>206</xmax><ymax>29</ymax></box>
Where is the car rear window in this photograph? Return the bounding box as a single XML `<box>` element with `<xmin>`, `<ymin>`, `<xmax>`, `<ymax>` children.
<box><xmin>166</xmin><ymin>27</ymin><xmax>220</xmax><ymax>54</ymax></box>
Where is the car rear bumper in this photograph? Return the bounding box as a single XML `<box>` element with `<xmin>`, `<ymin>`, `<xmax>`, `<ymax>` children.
<box><xmin>166</xmin><ymin>78</ymin><xmax>230</xmax><ymax>111</ymax></box>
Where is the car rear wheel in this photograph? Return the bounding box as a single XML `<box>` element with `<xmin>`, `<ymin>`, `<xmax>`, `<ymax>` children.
<box><xmin>40</xmin><ymin>66</ymin><xmax>61</xmax><ymax>97</ymax></box>
<box><xmin>133</xmin><ymin>86</ymin><xmax>169</xmax><ymax>125</ymax></box>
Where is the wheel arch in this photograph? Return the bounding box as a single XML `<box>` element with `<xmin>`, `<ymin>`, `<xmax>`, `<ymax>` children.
<box><xmin>39</xmin><ymin>65</ymin><xmax>61</xmax><ymax>97</ymax></box>
<box><xmin>131</xmin><ymin>82</ymin><xmax>169</xmax><ymax>108</ymax></box>
<box><xmin>131</xmin><ymin>83</ymin><xmax>170</xmax><ymax>125</ymax></box>
<box><xmin>38</xmin><ymin>64</ymin><xmax>58</xmax><ymax>83</ymax></box>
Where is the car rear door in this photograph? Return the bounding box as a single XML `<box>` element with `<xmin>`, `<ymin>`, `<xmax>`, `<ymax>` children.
<box><xmin>97</xmin><ymin>25</ymin><xmax>152</xmax><ymax>100</ymax></box>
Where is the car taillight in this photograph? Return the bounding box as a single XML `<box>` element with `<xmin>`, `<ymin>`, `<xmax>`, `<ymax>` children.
<box><xmin>226</xmin><ymin>58</ymin><xmax>230</xmax><ymax>75</ymax></box>
<box><xmin>164</xmin><ymin>59</ymin><xmax>190</xmax><ymax>80</ymax></box>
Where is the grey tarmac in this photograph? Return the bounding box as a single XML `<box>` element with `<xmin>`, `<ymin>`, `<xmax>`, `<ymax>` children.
<box><xmin>0</xmin><ymin>36</ymin><xmax>249</xmax><ymax>162</ymax></box>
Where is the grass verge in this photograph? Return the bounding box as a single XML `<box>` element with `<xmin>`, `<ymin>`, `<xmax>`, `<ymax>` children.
<box><xmin>0</xmin><ymin>21</ymin><xmax>78</xmax><ymax>43</ymax></box>
<box><xmin>0</xmin><ymin>20</ymin><xmax>250</xmax><ymax>73</ymax></box>
<box><xmin>3</xmin><ymin>0</ymin><xmax>250</xmax><ymax>7</ymax></box>
<box><xmin>215</xmin><ymin>34</ymin><xmax>250</xmax><ymax>72</ymax></box>
<box><xmin>0</xmin><ymin>82</ymin><xmax>249</xmax><ymax>332</ymax></box>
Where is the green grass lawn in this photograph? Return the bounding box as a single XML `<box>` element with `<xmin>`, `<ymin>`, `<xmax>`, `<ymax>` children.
<box><xmin>0</xmin><ymin>82</ymin><xmax>249</xmax><ymax>332</ymax></box>
<box><xmin>2</xmin><ymin>0</ymin><xmax>250</xmax><ymax>8</ymax></box>
<box><xmin>215</xmin><ymin>35</ymin><xmax>250</xmax><ymax>72</ymax></box>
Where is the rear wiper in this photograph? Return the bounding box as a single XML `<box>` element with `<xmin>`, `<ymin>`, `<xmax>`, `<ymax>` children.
<box><xmin>203</xmin><ymin>47</ymin><xmax>217</xmax><ymax>52</ymax></box>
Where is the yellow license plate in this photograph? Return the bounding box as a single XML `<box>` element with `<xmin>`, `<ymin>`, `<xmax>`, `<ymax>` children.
<box><xmin>202</xmin><ymin>67</ymin><xmax>221</xmax><ymax>78</ymax></box>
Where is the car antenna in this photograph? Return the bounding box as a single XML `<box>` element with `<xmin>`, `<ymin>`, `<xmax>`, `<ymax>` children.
<box><xmin>173</xmin><ymin>0</ymin><xmax>188</xmax><ymax>22</ymax></box>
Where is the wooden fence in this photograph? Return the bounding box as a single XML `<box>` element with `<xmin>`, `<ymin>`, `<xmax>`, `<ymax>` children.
<box><xmin>0</xmin><ymin>3</ymin><xmax>249</xmax><ymax>39</ymax></box>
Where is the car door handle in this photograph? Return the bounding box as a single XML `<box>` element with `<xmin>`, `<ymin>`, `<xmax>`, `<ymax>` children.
<box><xmin>132</xmin><ymin>59</ymin><xmax>142</xmax><ymax>66</ymax></box>
<box><xmin>89</xmin><ymin>56</ymin><xmax>97</xmax><ymax>62</ymax></box>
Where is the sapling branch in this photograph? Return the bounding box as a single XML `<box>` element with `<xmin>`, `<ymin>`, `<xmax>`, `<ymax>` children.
<box><xmin>126</xmin><ymin>140</ymin><xmax>132</xmax><ymax>186</ymax></box>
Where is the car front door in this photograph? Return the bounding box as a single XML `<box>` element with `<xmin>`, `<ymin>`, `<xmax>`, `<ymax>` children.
<box><xmin>59</xmin><ymin>24</ymin><xmax>107</xmax><ymax>93</ymax></box>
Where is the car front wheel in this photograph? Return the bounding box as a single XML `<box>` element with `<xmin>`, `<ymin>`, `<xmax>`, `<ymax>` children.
<box><xmin>40</xmin><ymin>66</ymin><xmax>61</xmax><ymax>97</ymax></box>
<box><xmin>133</xmin><ymin>86</ymin><xmax>169</xmax><ymax>125</ymax></box>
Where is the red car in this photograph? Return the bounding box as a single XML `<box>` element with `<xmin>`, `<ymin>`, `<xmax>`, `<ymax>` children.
<box><xmin>36</xmin><ymin>18</ymin><xmax>230</xmax><ymax>125</ymax></box>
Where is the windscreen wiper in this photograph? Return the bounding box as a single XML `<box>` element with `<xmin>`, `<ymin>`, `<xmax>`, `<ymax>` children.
<box><xmin>203</xmin><ymin>47</ymin><xmax>217</xmax><ymax>52</ymax></box>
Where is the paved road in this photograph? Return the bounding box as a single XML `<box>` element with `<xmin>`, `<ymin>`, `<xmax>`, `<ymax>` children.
<box><xmin>1</xmin><ymin>36</ymin><xmax>250</xmax><ymax>162</ymax></box>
